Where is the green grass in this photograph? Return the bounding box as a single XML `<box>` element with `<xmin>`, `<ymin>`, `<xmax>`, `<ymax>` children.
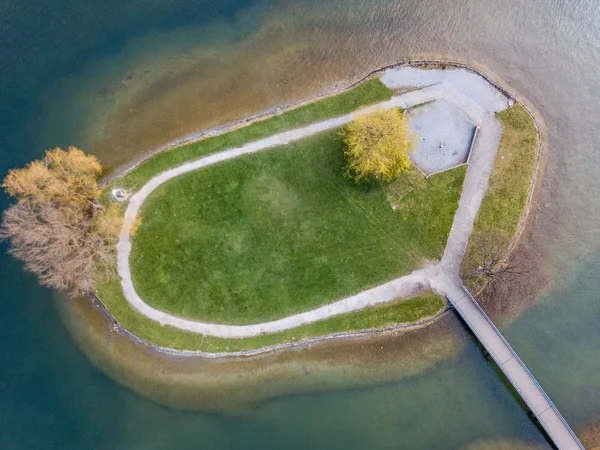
<box><xmin>103</xmin><ymin>78</ymin><xmax>392</xmax><ymax>195</ymax></box>
<box><xmin>94</xmin><ymin>77</ymin><xmax>463</xmax><ymax>351</ymax></box>
<box><xmin>461</xmin><ymin>105</ymin><xmax>538</xmax><ymax>284</ymax></box>
<box><xmin>471</xmin><ymin>105</ymin><xmax>538</xmax><ymax>235</ymax></box>
<box><xmin>130</xmin><ymin>129</ymin><xmax>466</xmax><ymax>324</ymax></box>
<box><xmin>95</xmin><ymin>276</ymin><xmax>445</xmax><ymax>352</ymax></box>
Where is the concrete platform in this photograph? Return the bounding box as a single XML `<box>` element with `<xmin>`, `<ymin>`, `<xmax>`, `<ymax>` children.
<box><xmin>407</xmin><ymin>99</ymin><xmax>477</xmax><ymax>176</ymax></box>
<box><xmin>381</xmin><ymin>66</ymin><xmax>510</xmax><ymax>114</ymax></box>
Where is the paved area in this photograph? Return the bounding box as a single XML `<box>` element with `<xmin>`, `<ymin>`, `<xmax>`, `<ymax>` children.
<box><xmin>381</xmin><ymin>66</ymin><xmax>510</xmax><ymax>113</ymax></box>
<box><xmin>407</xmin><ymin>99</ymin><xmax>476</xmax><ymax>175</ymax></box>
<box><xmin>441</xmin><ymin>114</ymin><xmax>503</xmax><ymax>274</ymax></box>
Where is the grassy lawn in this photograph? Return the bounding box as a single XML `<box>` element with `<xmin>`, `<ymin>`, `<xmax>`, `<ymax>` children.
<box><xmin>103</xmin><ymin>78</ymin><xmax>391</xmax><ymax>194</ymax></box>
<box><xmin>461</xmin><ymin>105</ymin><xmax>538</xmax><ymax>285</ymax></box>
<box><xmin>94</xmin><ymin>77</ymin><xmax>466</xmax><ymax>351</ymax></box>
<box><xmin>95</xmin><ymin>277</ymin><xmax>445</xmax><ymax>352</ymax></box>
<box><xmin>129</xmin><ymin>129</ymin><xmax>466</xmax><ymax>324</ymax></box>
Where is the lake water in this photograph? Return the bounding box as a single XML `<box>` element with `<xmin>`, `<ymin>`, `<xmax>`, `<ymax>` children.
<box><xmin>2</xmin><ymin>0</ymin><xmax>600</xmax><ymax>448</ymax></box>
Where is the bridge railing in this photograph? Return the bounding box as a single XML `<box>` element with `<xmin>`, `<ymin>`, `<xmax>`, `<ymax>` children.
<box><xmin>446</xmin><ymin>286</ymin><xmax>584</xmax><ymax>449</ymax></box>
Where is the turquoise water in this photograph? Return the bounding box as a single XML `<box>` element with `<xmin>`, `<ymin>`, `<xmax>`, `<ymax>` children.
<box><xmin>2</xmin><ymin>0</ymin><xmax>600</xmax><ymax>448</ymax></box>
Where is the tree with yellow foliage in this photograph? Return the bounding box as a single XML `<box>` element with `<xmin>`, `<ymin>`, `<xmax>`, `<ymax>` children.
<box><xmin>0</xmin><ymin>147</ymin><xmax>122</xmax><ymax>295</ymax></box>
<box><xmin>342</xmin><ymin>109</ymin><xmax>415</xmax><ymax>183</ymax></box>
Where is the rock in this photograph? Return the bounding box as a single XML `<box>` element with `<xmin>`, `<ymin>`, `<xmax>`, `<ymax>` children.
<box><xmin>111</xmin><ymin>188</ymin><xmax>131</xmax><ymax>202</ymax></box>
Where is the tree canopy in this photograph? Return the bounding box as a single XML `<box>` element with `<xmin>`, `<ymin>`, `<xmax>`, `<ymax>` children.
<box><xmin>0</xmin><ymin>147</ymin><xmax>121</xmax><ymax>295</ymax></box>
<box><xmin>341</xmin><ymin>108</ymin><xmax>415</xmax><ymax>183</ymax></box>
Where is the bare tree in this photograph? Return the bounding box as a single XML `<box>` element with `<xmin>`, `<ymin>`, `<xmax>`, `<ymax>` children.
<box><xmin>0</xmin><ymin>147</ymin><xmax>121</xmax><ymax>296</ymax></box>
<box><xmin>0</xmin><ymin>201</ymin><xmax>119</xmax><ymax>295</ymax></box>
<box><xmin>462</xmin><ymin>231</ymin><xmax>531</xmax><ymax>301</ymax></box>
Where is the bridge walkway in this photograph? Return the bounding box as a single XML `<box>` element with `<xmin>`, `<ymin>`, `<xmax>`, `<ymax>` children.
<box><xmin>444</xmin><ymin>284</ymin><xmax>584</xmax><ymax>450</ymax></box>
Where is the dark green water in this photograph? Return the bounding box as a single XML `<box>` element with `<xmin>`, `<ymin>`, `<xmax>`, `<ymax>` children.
<box><xmin>2</xmin><ymin>0</ymin><xmax>600</xmax><ymax>448</ymax></box>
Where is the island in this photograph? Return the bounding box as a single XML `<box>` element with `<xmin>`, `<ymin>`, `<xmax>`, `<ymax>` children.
<box><xmin>7</xmin><ymin>60</ymin><xmax>587</xmax><ymax>449</ymax></box>
<box><xmin>92</xmin><ymin>62</ymin><xmax>539</xmax><ymax>355</ymax></box>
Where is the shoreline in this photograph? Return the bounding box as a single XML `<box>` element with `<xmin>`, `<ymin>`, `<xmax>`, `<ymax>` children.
<box><xmin>470</xmin><ymin>88</ymin><xmax>545</xmax><ymax>299</ymax></box>
<box><xmin>90</xmin><ymin>290</ymin><xmax>452</xmax><ymax>360</ymax></box>
<box><xmin>94</xmin><ymin>58</ymin><xmax>544</xmax><ymax>360</ymax></box>
<box><xmin>63</xmin><ymin>292</ymin><xmax>468</xmax><ymax>413</ymax></box>
<box><xmin>101</xmin><ymin>58</ymin><xmax>517</xmax><ymax>186</ymax></box>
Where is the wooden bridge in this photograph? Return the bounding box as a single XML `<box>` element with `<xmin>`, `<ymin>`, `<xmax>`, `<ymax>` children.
<box><xmin>445</xmin><ymin>284</ymin><xmax>584</xmax><ymax>449</ymax></box>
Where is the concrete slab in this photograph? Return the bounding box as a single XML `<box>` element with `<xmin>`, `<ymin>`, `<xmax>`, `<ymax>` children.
<box><xmin>407</xmin><ymin>99</ymin><xmax>476</xmax><ymax>175</ymax></box>
<box><xmin>381</xmin><ymin>66</ymin><xmax>510</xmax><ymax>114</ymax></box>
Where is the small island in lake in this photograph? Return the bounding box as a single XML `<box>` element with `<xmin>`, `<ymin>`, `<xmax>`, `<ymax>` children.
<box><xmin>1</xmin><ymin>62</ymin><xmax>539</xmax><ymax>355</ymax></box>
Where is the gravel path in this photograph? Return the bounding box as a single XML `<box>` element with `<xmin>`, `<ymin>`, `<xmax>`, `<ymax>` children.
<box><xmin>116</xmin><ymin>66</ymin><xmax>507</xmax><ymax>338</ymax></box>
